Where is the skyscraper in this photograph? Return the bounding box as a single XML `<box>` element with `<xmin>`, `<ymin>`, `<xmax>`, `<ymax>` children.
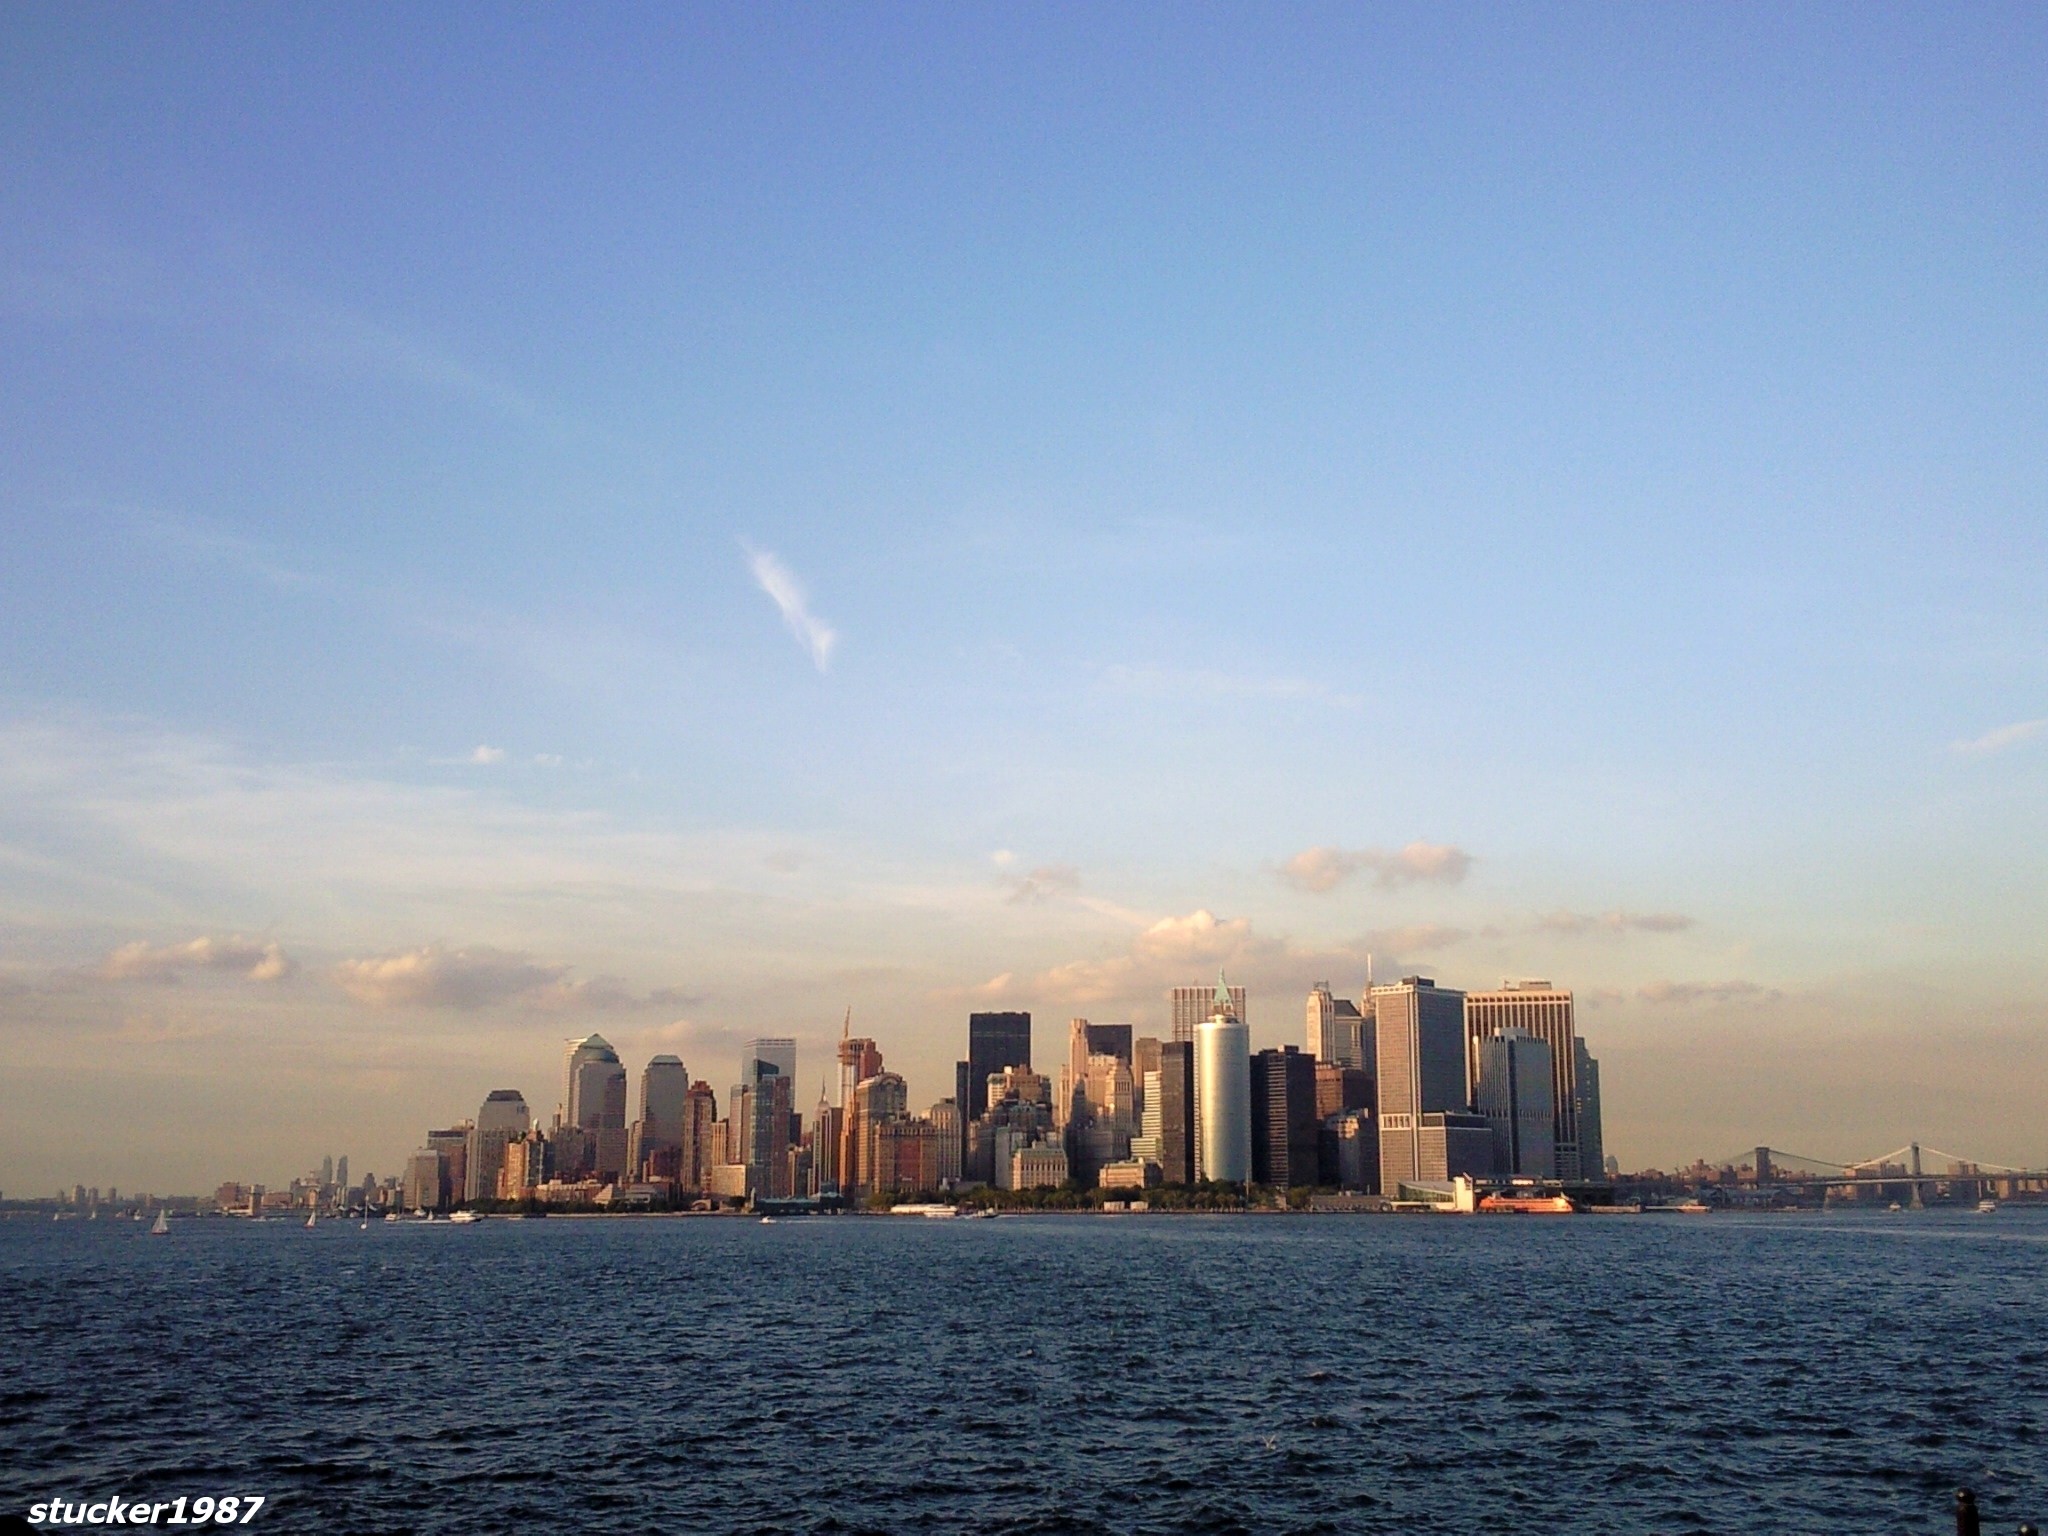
<box><xmin>743</xmin><ymin>1038</ymin><xmax>797</xmax><ymax>1090</ymax></box>
<box><xmin>632</xmin><ymin>1054</ymin><xmax>691</xmax><ymax>1178</ymax></box>
<box><xmin>1305</xmin><ymin>983</ymin><xmax>1367</xmax><ymax>1068</ymax></box>
<box><xmin>1464</xmin><ymin>982</ymin><xmax>1583</xmax><ymax>1178</ymax></box>
<box><xmin>1153</xmin><ymin>1041</ymin><xmax>1195</xmax><ymax>1185</ymax></box>
<box><xmin>1194</xmin><ymin>975</ymin><xmax>1251</xmax><ymax>1183</ymax></box>
<box><xmin>966</xmin><ymin>1012</ymin><xmax>1031</xmax><ymax>1117</ymax></box>
<box><xmin>1173</xmin><ymin>983</ymin><xmax>1245</xmax><ymax>1045</ymax></box>
<box><xmin>1574</xmin><ymin>1040</ymin><xmax>1605</xmax><ymax>1183</ymax></box>
<box><xmin>565</xmin><ymin>1034</ymin><xmax>629</xmax><ymax>1178</ymax></box>
<box><xmin>1373</xmin><ymin>976</ymin><xmax>1468</xmax><ymax>1191</ymax></box>
<box><xmin>1250</xmin><ymin>1045</ymin><xmax>1319</xmax><ymax>1189</ymax></box>
<box><xmin>742</xmin><ymin>1060</ymin><xmax>795</xmax><ymax>1200</ymax></box>
<box><xmin>1476</xmin><ymin>1028</ymin><xmax>1557</xmax><ymax>1178</ymax></box>
<box><xmin>463</xmin><ymin>1089</ymin><xmax>531</xmax><ymax>1204</ymax></box>
<box><xmin>334</xmin><ymin>1155</ymin><xmax>348</xmax><ymax>1191</ymax></box>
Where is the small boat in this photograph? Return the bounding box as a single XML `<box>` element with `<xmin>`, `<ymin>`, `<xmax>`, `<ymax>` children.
<box><xmin>359</xmin><ymin>1220</ymin><xmax>369</xmax><ymax>1230</ymax></box>
<box><xmin>1888</xmin><ymin>1202</ymin><xmax>1903</xmax><ymax>1212</ymax></box>
<box><xmin>150</xmin><ymin>1210</ymin><xmax>170</xmax><ymax>1236</ymax></box>
<box><xmin>1977</xmin><ymin>1199</ymin><xmax>1998</xmax><ymax>1214</ymax></box>
<box><xmin>759</xmin><ymin>1216</ymin><xmax>777</xmax><ymax>1225</ymax></box>
<box><xmin>447</xmin><ymin>1210</ymin><xmax>480</xmax><ymax>1224</ymax></box>
<box><xmin>383</xmin><ymin>1212</ymin><xmax>400</xmax><ymax>1222</ymax></box>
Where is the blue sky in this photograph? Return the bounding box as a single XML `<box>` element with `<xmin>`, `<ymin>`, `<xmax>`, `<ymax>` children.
<box><xmin>2</xmin><ymin>7</ymin><xmax>2044</xmax><ymax>1190</ymax></box>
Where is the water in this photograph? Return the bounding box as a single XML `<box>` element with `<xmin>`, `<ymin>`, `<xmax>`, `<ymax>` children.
<box><xmin>3</xmin><ymin>1209</ymin><xmax>2043</xmax><ymax>1534</ymax></box>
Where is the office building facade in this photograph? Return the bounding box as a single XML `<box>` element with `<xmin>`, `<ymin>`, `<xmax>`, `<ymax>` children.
<box><xmin>1476</xmin><ymin>1028</ymin><xmax>1557</xmax><ymax>1178</ymax></box>
<box><xmin>965</xmin><ymin>1012</ymin><xmax>1032</xmax><ymax>1118</ymax></box>
<box><xmin>1463</xmin><ymin>982</ymin><xmax>1584</xmax><ymax>1179</ymax></box>
<box><xmin>1373</xmin><ymin>976</ymin><xmax>1469</xmax><ymax>1191</ymax></box>
<box><xmin>1250</xmin><ymin>1045</ymin><xmax>1320</xmax><ymax>1189</ymax></box>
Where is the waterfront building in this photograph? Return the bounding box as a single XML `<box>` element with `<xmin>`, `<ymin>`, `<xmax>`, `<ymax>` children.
<box><xmin>1099</xmin><ymin>1158</ymin><xmax>1160</xmax><ymax>1190</ymax></box>
<box><xmin>742</xmin><ymin>1060</ymin><xmax>795</xmax><ymax>1200</ymax></box>
<box><xmin>1463</xmin><ymin>981</ymin><xmax>1585</xmax><ymax>1178</ymax></box>
<box><xmin>402</xmin><ymin>1149</ymin><xmax>441</xmax><ymax>1212</ymax></box>
<box><xmin>1154</xmin><ymin>1041</ymin><xmax>1196</xmax><ymax>1185</ymax></box>
<box><xmin>846</xmin><ymin>1072</ymin><xmax>909</xmax><ymax>1196</ymax></box>
<box><xmin>1250</xmin><ymin>1045</ymin><xmax>1320</xmax><ymax>1189</ymax></box>
<box><xmin>679</xmin><ymin>1082</ymin><xmax>719</xmax><ymax>1194</ymax></box>
<box><xmin>463</xmin><ymin>1089</ymin><xmax>531</xmax><ymax>1204</ymax></box>
<box><xmin>426</xmin><ymin>1126</ymin><xmax>469</xmax><ymax>1208</ymax></box>
<box><xmin>966</xmin><ymin>1011</ymin><xmax>1032</xmax><ymax>1117</ymax></box>
<box><xmin>1373</xmin><ymin>976</ymin><xmax>1468</xmax><ymax>1191</ymax></box>
<box><xmin>1322</xmin><ymin>1111</ymin><xmax>1378</xmax><ymax>1192</ymax></box>
<box><xmin>871</xmin><ymin>1117</ymin><xmax>946</xmax><ymax>1195</ymax></box>
<box><xmin>1306</xmin><ymin>983</ymin><xmax>1367</xmax><ymax>1068</ymax></box>
<box><xmin>1195</xmin><ymin>975</ymin><xmax>1251</xmax><ymax>1183</ymax></box>
<box><xmin>1011</xmin><ymin>1142</ymin><xmax>1070</xmax><ymax>1190</ymax></box>
<box><xmin>1414</xmin><ymin>1111</ymin><xmax>1495</xmax><ymax>1182</ymax></box>
<box><xmin>1477</xmin><ymin>1029</ymin><xmax>1557</xmax><ymax>1178</ymax></box>
<box><xmin>1173</xmin><ymin>982</ymin><xmax>1245</xmax><ymax>1045</ymax></box>
<box><xmin>498</xmin><ymin>1131</ymin><xmax>551</xmax><ymax>1199</ymax></box>
<box><xmin>564</xmin><ymin>1034</ymin><xmax>629</xmax><ymax>1181</ymax></box>
<box><xmin>927</xmin><ymin>1098</ymin><xmax>964</xmax><ymax>1185</ymax></box>
<box><xmin>1575</xmin><ymin>1040</ymin><xmax>1606</xmax><ymax>1182</ymax></box>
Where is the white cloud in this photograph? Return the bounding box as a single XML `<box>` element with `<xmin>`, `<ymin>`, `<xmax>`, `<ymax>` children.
<box><xmin>990</xmin><ymin>849</ymin><xmax>1016</xmax><ymax>868</ymax></box>
<box><xmin>744</xmin><ymin>545</ymin><xmax>837</xmax><ymax>672</ymax></box>
<box><xmin>1279</xmin><ymin>841</ymin><xmax>1473</xmax><ymax>894</ymax></box>
<box><xmin>102</xmin><ymin>936</ymin><xmax>297</xmax><ymax>984</ymax></box>
<box><xmin>1951</xmin><ymin>718</ymin><xmax>2046</xmax><ymax>757</ymax></box>
<box><xmin>333</xmin><ymin>945</ymin><xmax>568</xmax><ymax>1009</ymax></box>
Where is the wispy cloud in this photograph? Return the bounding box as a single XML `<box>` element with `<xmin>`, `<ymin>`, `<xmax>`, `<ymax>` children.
<box><xmin>744</xmin><ymin>546</ymin><xmax>837</xmax><ymax>672</ymax></box>
<box><xmin>1004</xmin><ymin>864</ymin><xmax>1081</xmax><ymax>905</ymax></box>
<box><xmin>1532</xmin><ymin>910</ymin><xmax>1695</xmax><ymax>936</ymax></box>
<box><xmin>101</xmin><ymin>935</ymin><xmax>296</xmax><ymax>984</ymax></box>
<box><xmin>1951</xmin><ymin>718</ymin><xmax>2046</xmax><ymax>757</ymax></box>
<box><xmin>1634</xmin><ymin>978</ymin><xmax>1779</xmax><ymax>1006</ymax></box>
<box><xmin>1099</xmin><ymin>666</ymin><xmax>1360</xmax><ymax>708</ymax></box>
<box><xmin>1279</xmin><ymin>842</ymin><xmax>1473</xmax><ymax>894</ymax></box>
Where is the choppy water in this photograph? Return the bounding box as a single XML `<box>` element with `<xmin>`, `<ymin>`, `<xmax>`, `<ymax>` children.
<box><xmin>2</xmin><ymin>1209</ymin><xmax>2044</xmax><ymax>1534</ymax></box>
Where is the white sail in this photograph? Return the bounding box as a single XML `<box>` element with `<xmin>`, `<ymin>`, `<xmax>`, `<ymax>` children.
<box><xmin>150</xmin><ymin>1210</ymin><xmax>169</xmax><ymax>1235</ymax></box>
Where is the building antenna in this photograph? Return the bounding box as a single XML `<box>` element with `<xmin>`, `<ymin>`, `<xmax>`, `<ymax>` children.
<box><xmin>1366</xmin><ymin>952</ymin><xmax>1374</xmax><ymax>993</ymax></box>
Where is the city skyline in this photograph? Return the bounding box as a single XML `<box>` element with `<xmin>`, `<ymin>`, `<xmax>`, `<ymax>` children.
<box><xmin>4</xmin><ymin>9</ymin><xmax>2046</xmax><ymax>1193</ymax></box>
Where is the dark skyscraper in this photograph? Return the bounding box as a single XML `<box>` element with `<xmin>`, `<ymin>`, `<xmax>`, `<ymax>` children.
<box><xmin>1081</xmin><ymin>1022</ymin><xmax>1132</xmax><ymax>1063</ymax></box>
<box><xmin>1155</xmin><ymin>1040</ymin><xmax>1195</xmax><ymax>1186</ymax></box>
<box><xmin>966</xmin><ymin>1012</ymin><xmax>1032</xmax><ymax>1118</ymax></box>
<box><xmin>1250</xmin><ymin>1046</ymin><xmax>1319</xmax><ymax>1189</ymax></box>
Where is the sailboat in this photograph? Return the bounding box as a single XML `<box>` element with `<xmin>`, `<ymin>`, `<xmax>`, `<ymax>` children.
<box><xmin>150</xmin><ymin>1210</ymin><xmax>170</xmax><ymax>1235</ymax></box>
<box><xmin>305</xmin><ymin>1211</ymin><xmax>317</xmax><ymax>1229</ymax></box>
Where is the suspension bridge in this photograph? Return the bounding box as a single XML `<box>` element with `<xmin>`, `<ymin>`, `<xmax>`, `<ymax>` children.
<box><xmin>1735</xmin><ymin>1141</ymin><xmax>2048</xmax><ymax>1206</ymax></box>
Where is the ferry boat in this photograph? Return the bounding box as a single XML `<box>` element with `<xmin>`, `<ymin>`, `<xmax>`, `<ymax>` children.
<box><xmin>446</xmin><ymin>1210</ymin><xmax>481</xmax><ymax>1224</ymax></box>
<box><xmin>1978</xmin><ymin>1198</ymin><xmax>1998</xmax><ymax>1214</ymax></box>
<box><xmin>1477</xmin><ymin>1193</ymin><xmax>1578</xmax><ymax>1214</ymax></box>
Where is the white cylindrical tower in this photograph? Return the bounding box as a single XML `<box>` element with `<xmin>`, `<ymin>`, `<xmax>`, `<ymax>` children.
<box><xmin>1195</xmin><ymin>977</ymin><xmax>1251</xmax><ymax>1184</ymax></box>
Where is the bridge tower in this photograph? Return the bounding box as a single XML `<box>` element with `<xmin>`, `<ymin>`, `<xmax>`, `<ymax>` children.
<box><xmin>1909</xmin><ymin>1142</ymin><xmax>1926</xmax><ymax>1209</ymax></box>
